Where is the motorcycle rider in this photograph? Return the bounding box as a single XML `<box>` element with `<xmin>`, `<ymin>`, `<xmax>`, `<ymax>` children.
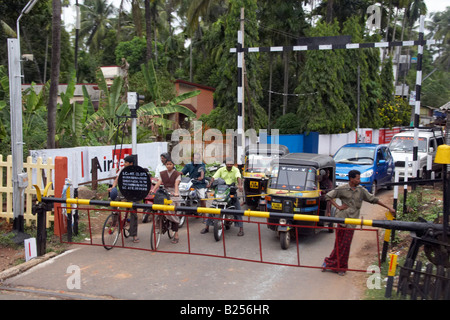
<box><xmin>181</xmin><ymin>152</ymin><xmax>208</xmax><ymax>209</ymax></box>
<box><xmin>202</xmin><ymin>158</ymin><xmax>244</xmax><ymax>236</ymax></box>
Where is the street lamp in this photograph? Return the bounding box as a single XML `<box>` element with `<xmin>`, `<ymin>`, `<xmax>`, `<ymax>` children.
<box><xmin>8</xmin><ymin>0</ymin><xmax>39</xmax><ymax>241</ymax></box>
<box><xmin>127</xmin><ymin>92</ymin><xmax>144</xmax><ymax>165</ymax></box>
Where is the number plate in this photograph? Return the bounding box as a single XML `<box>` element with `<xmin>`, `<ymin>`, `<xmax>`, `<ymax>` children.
<box><xmin>271</xmin><ymin>202</ymin><xmax>282</xmax><ymax>210</ymax></box>
<box><xmin>249</xmin><ymin>181</ymin><xmax>259</xmax><ymax>189</ymax></box>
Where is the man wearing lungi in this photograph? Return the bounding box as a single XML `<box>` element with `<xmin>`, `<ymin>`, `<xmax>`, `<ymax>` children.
<box><xmin>322</xmin><ymin>170</ymin><xmax>395</xmax><ymax>275</ymax></box>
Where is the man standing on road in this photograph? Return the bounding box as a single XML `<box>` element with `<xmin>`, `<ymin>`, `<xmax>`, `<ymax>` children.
<box><xmin>107</xmin><ymin>155</ymin><xmax>140</xmax><ymax>243</ymax></box>
<box><xmin>322</xmin><ymin>169</ymin><xmax>395</xmax><ymax>275</ymax></box>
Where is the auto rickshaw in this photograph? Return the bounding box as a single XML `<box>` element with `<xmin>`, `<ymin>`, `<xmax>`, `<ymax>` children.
<box><xmin>265</xmin><ymin>153</ymin><xmax>336</xmax><ymax>249</ymax></box>
<box><xmin>243</xmin><ymin>144</ymin><xmax>289</xmax><ymax>210</ymax></box>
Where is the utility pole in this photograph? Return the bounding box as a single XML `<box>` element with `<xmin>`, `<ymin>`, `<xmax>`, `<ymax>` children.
<box><xmin>357</xmin><ymin>65</ymin><xmax>360</xmax><ymax>142</ymax></box>
<box><xmin>236</xmin><ymin>8</ymin><xmax>245</xmax><ymax>164</ymax></box>
<box><xmin>8</xmin><ymin>0</ymin><xmax>39</xmax><ymax>241</ymax></box>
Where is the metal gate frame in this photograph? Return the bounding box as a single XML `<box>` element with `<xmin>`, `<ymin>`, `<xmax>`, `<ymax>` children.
<box><xmin>55</xmin><ymin>205</ymin><xmax>381</xmax><ymax>273</ymax></box>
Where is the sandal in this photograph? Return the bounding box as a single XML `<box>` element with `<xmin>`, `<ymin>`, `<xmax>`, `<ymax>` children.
<box><xmin>200</xmin><ymin>228</ymin><xmax>209</xmax><ymax>234</ymax></box>
<box><xmin>171</xmin><ymin>238</ymin><xmax>179</xmax><ymax>244</ymax></box>
<box><xmin>133</xmin><ymin>238</ymin><xmax>140</xmax><ymax>243</ymax></box>
<box><xmin>237</xmin><ymin>230</ymin><xmax>244</xmax><ymax>236</ymax></box>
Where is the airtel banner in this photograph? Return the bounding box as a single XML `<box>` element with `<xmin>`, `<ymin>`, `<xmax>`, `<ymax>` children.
<box><xmin>30</xmin><ymin>142</ymin><xmax>168</xmax><ymax>187</ymax></box>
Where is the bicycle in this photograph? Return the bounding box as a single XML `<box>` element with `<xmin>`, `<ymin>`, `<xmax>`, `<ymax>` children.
<box><xmin>150</xmin><ymin>211</ymin><xmax>176</xmax><ymax>249</ymax></box>
<box><xmin>102</xmin><ymin>209</ymin><xmax>131</xmax><ymax>250</ymax></box>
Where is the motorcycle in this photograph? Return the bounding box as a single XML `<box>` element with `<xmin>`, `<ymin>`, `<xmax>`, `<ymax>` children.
<box><xmin>177</xmin><ymin>177</ymin><xmax>202</xmax><ymax>227</ymax></box>
<box><xmin>210</xmin><ymin>179</ymin><xmax>238</xmax><ymax>241</ymax></box>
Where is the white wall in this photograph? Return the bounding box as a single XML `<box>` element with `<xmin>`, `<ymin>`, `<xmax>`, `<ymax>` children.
<box><xmin>318</xmin><ymin>129</ymin><xmax>387</xmax><ymax>156</ymax></box>
<box><xmin>30</xmin><ymin>142</ymin><xmax>168</xmax><ymax>188</ymax></box>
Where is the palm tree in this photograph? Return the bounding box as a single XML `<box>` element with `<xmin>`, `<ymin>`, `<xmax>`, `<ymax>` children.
<box><xmin>427</xmin><ymin>8</ymin><xmax>449</xmax><ymax>70</ymax></box>
<box><xmin>79</xmin><ymin>0</ymin><xmax>116</xmax><ymax>53</ymax></box>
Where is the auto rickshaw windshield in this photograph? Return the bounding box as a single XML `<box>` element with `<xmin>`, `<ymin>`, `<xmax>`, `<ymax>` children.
<box><xmin>269</xmin><ymin>165</ymin><xmax>317</xmax><ymax>191</ymax></box>
<box><xmin>246</xmin><ymin>154</ymin><xmax>279</xmax><ymax>173</ymax></box>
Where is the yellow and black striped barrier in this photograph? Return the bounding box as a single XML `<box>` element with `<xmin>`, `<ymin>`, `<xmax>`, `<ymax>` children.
<box><xmin>36</xmin><ymin>195</ymin><xmax>445</xmax><ymax>233</ymax></box>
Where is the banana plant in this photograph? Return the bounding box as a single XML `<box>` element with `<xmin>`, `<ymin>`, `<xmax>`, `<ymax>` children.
<box><xmin>138</xmin><ymin>61</ymin><xmax>199</xmax><ymax>139</ymax></box>
<box><xmin>83</xmin><ymin>69</ymin><xmax>129</xmax><ymax>145</ymax></box>
<box><xmin>55</xmin><ymin>73</ymin><xmax>94</xmax><ymax>147</ymax></box>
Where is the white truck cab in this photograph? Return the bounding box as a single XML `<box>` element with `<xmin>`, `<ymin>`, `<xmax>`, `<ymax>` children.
<box><xmin>388</xmin><ymin>127</ymin><xmax>444</xmax><ymax>179</ymax></box>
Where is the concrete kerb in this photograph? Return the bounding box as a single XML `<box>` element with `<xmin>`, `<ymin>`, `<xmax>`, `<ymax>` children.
<box><xmin>0</xmin><ymin>252</ymin><xmax>58</xmax><ymax>282</ymax></box>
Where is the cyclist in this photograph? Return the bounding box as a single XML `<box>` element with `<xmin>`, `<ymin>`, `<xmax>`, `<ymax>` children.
<box><xmin>151</xmin><ymin>158</ymin><xmax>182</xmax><ymax>244</ymax></box>
<box><xmin>202</xmin><ymin>158</ymin><xmax>244</xmax><ymax>236</ymax></box>
<box><xmin>107</xmin><ymin>155</ymin><xmax>140</xmax><ymax>243</ymax></box>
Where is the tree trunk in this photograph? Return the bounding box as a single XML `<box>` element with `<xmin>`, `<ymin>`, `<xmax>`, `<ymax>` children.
<box><xmin>144</xmin><ymin>0</ymin><xmax>152</xmax><ymax>62</ymax></box>
<box><xmin>326</xmin><ymin>0</ymin><xmax>334</xmax><ymax>24</ymax></box>
<box><xmin>47</xmin><ymin>0</ymin><xmax>61</xmax><ymax>149</ymax></box>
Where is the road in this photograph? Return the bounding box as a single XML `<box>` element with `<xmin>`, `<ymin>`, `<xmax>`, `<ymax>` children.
<box><xmin>0</xmin><ymin>191</ymin><xmax>391</xmax><ymax>300</ymax></box>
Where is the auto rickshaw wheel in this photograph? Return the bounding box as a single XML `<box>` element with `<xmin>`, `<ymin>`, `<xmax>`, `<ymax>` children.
<box><xmin>280</xmin><ymin>231</ymin><xmax>290</xmax><ymax>250</ymax></box>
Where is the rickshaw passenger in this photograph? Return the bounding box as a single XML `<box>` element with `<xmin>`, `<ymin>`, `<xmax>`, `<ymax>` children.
<box><xmin>318</xmin><ymin>169</ymin><xmax>333</xmax><ymax>216</ymax></box>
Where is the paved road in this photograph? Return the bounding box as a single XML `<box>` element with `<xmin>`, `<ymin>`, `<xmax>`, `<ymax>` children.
<box><xmin>0</xmin><ymin>192</ymin><xmax>390</xmax><ymax>301</ymax></box>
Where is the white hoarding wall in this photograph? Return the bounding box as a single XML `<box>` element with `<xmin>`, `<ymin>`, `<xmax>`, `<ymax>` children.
<box><xmin>30</xmin><ymin>142</ymin><xmax>168</xmax><ymax>188</ymax></box>
<box><xmin>318</xmin><ymin>128</ymin><xmax>400</xmax><ymax>156</ymax></box>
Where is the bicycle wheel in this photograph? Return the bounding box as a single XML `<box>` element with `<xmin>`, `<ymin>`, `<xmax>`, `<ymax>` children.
<box><xmin>177</xmin><ymin>212</ymin><xmax>186</xmax><ymax>228</ymax></box>
<box><xmin>150</xmin><ymin>214</ymin><xmax>162</xmax><ymax>249</ymax></box>
<box><xmin>123</xmin><ymin>212</ymin><xmax>131</xmax><ymax>238</ymax></box>
<box><xmin>102</xmin><ymin>213</ymin><xmax>120</xmax><ymax>250</ymax></box>
<box><xmin>167</xmin><ymin>221</ymin><xmax>175</xmax><ymax>239</ymax></box>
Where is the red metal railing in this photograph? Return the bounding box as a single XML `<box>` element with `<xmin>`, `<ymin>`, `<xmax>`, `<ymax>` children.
<box><xmin>56</xmin><ymin>206</ymin><xmax>380</xmax><ymax>273</ymax></box>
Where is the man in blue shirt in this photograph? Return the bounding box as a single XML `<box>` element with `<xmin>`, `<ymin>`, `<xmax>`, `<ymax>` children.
<box><xmin>181</xmin><ymin>153</ymin><xmax>208</xmax><ymax>209</ymax></box>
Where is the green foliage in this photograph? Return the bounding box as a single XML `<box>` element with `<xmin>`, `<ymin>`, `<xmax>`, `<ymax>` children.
<box><xmin>379</xmin><ymin>96</ymin><xmax>411</xmax><ymax>128</ymax></box>
<box><xmin>396</xmin><ymin>188</ymin><xmax>442</xmax><ymax>223</ymax></box>
<box><xmin>137</xmin><ymin>61</ymin><xmax>199</xmax><ymax>140</ymax></box>
<box><xmin>296</xmin><ymin>20</ymin><xmax>352</xmax><ymax>134</ymax></box>
<box><xmin>115</xmin><ymin>36</ymin><xmax>147</xmax><ymax>73</ymax></box>
<box><xmin>202</xmin><ymin>0</ymin><xmax>267</xmax><ymax>132</ymax></box>
<box><xmin>273</xmin><ymin>113</ymin><xmax>303</xmax><ymax>134</ymax></box>
<box><xmin>380</xmin><ymin>57</ymin><xmax>395</xmax><ymax>103</ymax></box>
<box><xmin>83</xmin><ymin>69</ymin><xmax>129</xmax><ymax>145</ymax></box>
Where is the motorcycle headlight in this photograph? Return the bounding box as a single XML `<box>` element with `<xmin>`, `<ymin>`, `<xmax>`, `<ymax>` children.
<box><xmin>188</xmin><ymin>190</ymin><xmax>197</xmax><ymax>199</ymax></box>
<box><xmin>360</xmin><ymin>169</ymin><xmax>373</xmax><ymax>178</ymax></box>
<box><xmin>216</xmin><ymin>193</ymin><xmax>226</xmax><ymax>200</ymax></box>
<box><xmin>279</xmin><ymin>219</ymin><xmax>287</xmax><ymax>225</ymax></box>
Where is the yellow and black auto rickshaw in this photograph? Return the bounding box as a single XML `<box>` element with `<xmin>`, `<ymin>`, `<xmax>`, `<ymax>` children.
<box><xmin>265</xmin><ymin>153</ymin><xmax>336</xmax><ymax>249</ymax></box>
<box><xmin>243</xmin><ymin>144</ymin><xmax>289</xmax><ymax>210</ymax></box>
